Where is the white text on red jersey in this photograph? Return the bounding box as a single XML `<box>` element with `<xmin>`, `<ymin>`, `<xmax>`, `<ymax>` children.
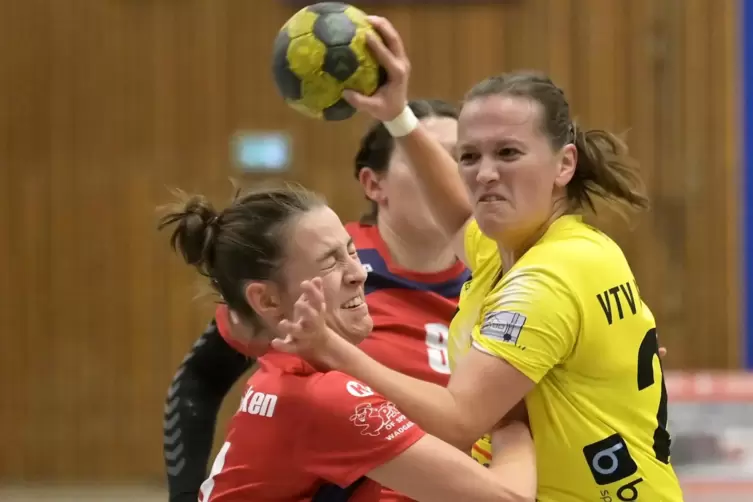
<box><xmin>238</xmin><ymin>386</ymin><xmax>277</xmax><ymax>418</ymax></box>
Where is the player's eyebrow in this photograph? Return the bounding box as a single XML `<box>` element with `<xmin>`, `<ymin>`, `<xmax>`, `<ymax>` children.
<box><xmin>316</xmin><ymin>237</ymin><xmax>354</xmax><ymax>263</ymax></box>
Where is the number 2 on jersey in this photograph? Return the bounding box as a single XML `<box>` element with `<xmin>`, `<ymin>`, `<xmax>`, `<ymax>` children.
<box><xmin>424</xmin><ymin>323</ymin><xmax>451</xmax><ymax>374</ymax></box>
<box><xmin>636</xmin><ymin>328</ymin><xmax>670</xmax><ymax>463</ymax></box>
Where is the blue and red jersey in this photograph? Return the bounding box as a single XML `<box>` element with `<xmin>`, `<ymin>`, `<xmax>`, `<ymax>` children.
<box><xmin>345</xmin><ymin>222</ymin><xmax>468</xmax><ymax>386</ymax></box>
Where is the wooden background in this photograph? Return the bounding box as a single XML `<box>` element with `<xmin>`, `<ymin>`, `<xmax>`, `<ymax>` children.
<box><xmin>0</xmin><ymin>0</ymin><xmax>740</xmax><ymax>483</ymax></box>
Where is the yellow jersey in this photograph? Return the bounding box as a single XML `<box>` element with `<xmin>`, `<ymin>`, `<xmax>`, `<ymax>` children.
<box><xmin>450</xmin><ymin>215</ymin><xmax>683</xmax><ymax>502</ymax></box>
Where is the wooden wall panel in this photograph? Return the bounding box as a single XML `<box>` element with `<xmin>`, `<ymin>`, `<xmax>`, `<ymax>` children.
<box><xmin>0</xmin><ymin>0</ymin><xmax>739</xmax><ymax>483</ymax></box>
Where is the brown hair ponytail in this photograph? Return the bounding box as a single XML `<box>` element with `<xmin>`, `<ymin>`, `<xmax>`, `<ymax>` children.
<box><xmin>569</xmin><ymin>127</ymin><xmax>650</xmax><ymax>213</ymax></box>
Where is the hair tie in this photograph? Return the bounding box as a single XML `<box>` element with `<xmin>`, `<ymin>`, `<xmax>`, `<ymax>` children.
<box><xmin>569</xmin><ymin>122</ymin><xmax>578</xmax><ymax>143</ymax></box>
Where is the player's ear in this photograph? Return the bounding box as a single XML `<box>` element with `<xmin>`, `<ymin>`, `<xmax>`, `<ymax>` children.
<box><xmin>358</xmin><ymin>167</ymin><xmax>387</xmax><ymax>207</ymax></box>
<box><xmin>555</xmin><ymin>143</ymin><xmax>577</xmax><ymax>188</ymax></box>
<box><xmin>244</xmin><ymin>281</ymin><xmax>283</xmax><ymax>324</ymax></box>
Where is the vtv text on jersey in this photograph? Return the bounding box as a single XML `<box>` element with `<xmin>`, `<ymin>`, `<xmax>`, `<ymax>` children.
<box><xmin>597</xmin><ymin>281</ymin><xmax>638</xmax><ymax>325</ymax></box>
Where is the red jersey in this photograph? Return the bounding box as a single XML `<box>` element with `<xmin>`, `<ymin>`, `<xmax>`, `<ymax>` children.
<box><xmin>345</xmin><ymin>223</ymin><xmax>469</xmax><ymax>386</ymax></box>
<box><xmin>199</xmin><ymin>351</ymin><xmax>425</xmax><ymax>502</ymax></box>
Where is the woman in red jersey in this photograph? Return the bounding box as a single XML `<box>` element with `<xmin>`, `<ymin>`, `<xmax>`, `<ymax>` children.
<box><xmin>159</xmin><ymin>186</ymin><xmax>536</xmax><ymax>502</ymax></box>
<box><xmin>162</xmin><ymin>100</ymin><xmax>483</xmax><ymax>502</ymax></box>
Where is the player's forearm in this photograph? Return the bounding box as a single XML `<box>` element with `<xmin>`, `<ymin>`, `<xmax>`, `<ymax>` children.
<box><xmin>488</xmin><ymin>422</ymin><xmax>537</xmax><ymax>501</ymax></box>
<box><xmin>165</xmin><ymin>366</ymin><xmax>226</xmax><ymax>501</ymax></box>
<box><xmin>396</xmin><ymin>124</ymin><xmax>473</xmax><ymax>237</ymax></box>
<box><xmin>329</xmin><ymin>334</ymin><xmax>477</xmax><ymax>449</ymax></box>
<box><xmin>165</xmin><ymin>323</ymin><xmax>253</xmax><ymax>501</ymax></box>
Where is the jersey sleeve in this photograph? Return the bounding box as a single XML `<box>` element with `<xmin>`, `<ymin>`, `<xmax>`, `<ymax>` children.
<box><xmin>472</xmin><ymin>266</ymin><xmax>579</xmax><ymax>383</ymax></box>
<box><xmin>463</xmin><ymin>219</ymin><xmax>498</xmax><ymax>273</ymax></box>
<box><xmin>298</xmin><ymin>374</ymin><xmax>425</xmax><ymax>487</ymax></box>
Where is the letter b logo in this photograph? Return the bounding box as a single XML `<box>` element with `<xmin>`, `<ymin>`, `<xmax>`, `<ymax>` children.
<box><xmin>583</xmin><ymin>434</ymin><xmax>638</xmax><ymax>485</ymax></box>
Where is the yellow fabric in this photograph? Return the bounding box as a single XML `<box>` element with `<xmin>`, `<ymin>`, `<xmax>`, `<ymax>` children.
<box><xmin>451</xmin><ymin>216</ymin><xmax>683</xmax><ymax>502</ymax></box>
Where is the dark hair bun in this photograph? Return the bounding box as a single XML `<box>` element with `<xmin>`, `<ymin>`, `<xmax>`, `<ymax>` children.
<box><xmin>158</xmin><ymin>184</ymin><xmax>324</xmax><ymax>329</ymax></box>
<box><xmin>158</xmin><ymin>192</ymin><xmax>219</xmax><ymax>271</ymax></box>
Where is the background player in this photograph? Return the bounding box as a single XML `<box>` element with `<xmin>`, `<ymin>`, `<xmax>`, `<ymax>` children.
<box><xmin>160</xmin><ymin>186</ymin><xmax>536</xmax><ymax>502</ymax></box>
<box><xmin>271</xmin><ymin>15</ymin><xmax>684</xmax><ymax>502</ymax></box>
<box><xmin>163</xmin><ymin>100</ymin><xmax>482</xmax><ymax>502</ymax></box>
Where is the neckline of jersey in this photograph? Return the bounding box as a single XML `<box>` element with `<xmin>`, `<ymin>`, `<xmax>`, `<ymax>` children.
<box><xmin>354</xmin><ymin>222</ymin><xmax>467</xmax><ymax>284</ymax></box>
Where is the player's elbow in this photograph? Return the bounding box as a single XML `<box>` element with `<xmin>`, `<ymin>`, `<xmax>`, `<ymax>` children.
<box><xmin>423</xmin><ymin>399</ymin><xmax>484</xmax><ymax>451</ymax></box>
<box><xmin>442</xmin><ymin>418</ymin><xmax>486</xmax><ymax>452</ymax></box>
<box><xmin>413</xmin><ymin>395</ymin><xmax>483</xmax><ymax>450</ymax></box>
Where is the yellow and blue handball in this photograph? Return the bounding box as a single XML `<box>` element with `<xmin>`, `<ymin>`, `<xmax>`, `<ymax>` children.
<box><xmin>271</xmin><ymin>2</ymin><xmax>386</xmax><ymax>121</ymax></box>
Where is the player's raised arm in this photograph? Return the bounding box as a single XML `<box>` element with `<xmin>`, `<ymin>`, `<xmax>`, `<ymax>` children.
<box><xmin>343</xmin><ymin>16</ymin><xmax>473</xmax><ymax>264</ymax></box>
<box><xmin>164</xmin><ymin>320</ymin><xmax>253</xmax><ymax>502</ymax></box>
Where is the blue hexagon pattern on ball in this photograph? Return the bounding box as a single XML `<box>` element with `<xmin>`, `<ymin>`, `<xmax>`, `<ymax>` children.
<box><xmin>271</xmin><ymin>2</ymin><xmax>387</xmax><ymax>121</ymax></box>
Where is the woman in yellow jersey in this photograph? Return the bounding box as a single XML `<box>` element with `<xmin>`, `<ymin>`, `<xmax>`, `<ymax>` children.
<box><xmin>274</xmin><ymin>16</ymin><xmax>683</xmax><ymax>502</ymax></box>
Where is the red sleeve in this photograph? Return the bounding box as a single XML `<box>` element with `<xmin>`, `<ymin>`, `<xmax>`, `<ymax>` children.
<box><xmin>299</xmin><ymin>372</ymin><xmax>425</xmax><ymax>487</ymax></box>
<box><xmin>214</xmin><ymin>304</ymin><xmax>270</xmax><ymax>358</ymax></box>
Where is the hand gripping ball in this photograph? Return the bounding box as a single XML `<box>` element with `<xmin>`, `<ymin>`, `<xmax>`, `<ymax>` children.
<box><xmin>272</xmin><ymin>2</ymin><xmax>387</xmax><ymax>121</ymax></box>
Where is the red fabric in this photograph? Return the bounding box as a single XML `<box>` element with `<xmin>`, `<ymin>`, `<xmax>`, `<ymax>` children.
<box><xmin>214</xmin><ymin>304</ymin><xmax>270</xmax><ymax>358</ymax></box>
<box><xmin>344</xmin><ymin>223</ymin><xmax>465</xmax><ymax>388</ymax></box>
<box><xmin>356</xmin><ymin>287</ymin><xmax>455</xmax><ymax>387</ymax></box>
<box><xmin>200</xmin><ymin>352</ymin><xmax>424</xmax><ymax>502</ymax></box>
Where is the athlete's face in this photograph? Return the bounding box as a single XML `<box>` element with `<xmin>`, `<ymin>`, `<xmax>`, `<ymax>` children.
<box><xmin>361</xmin><ymin>116</ymin><xmax>457</xmax><ymax>238</ymax></box>
<box><xmin>457</xmin><ymin>94</ymin><xmax>576</xmax><ymax>245</ymax></box>
<box><xmin>280</xmin><ymin>206</ymin><xmax>372</xmax><ymax>343</ymax></box>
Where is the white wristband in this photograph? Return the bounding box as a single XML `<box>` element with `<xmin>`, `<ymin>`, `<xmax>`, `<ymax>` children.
<box><xmin>382</xmin><ymin>106</ymin><xmax>419</xmax><ymax>138</ymax></box>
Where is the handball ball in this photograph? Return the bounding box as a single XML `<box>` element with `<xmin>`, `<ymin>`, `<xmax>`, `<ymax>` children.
<box><xmin>272</xmin><ymin>2</ymin><xmax>387</xmax><ymax>121</ymax></box>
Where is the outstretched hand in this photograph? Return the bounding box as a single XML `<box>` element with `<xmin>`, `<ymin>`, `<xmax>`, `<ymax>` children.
<box><xmin>343</xmin><ymin>16</ymin><xmax>410</xmax><ymax>122</ymax></box>
<box><xmin>271</xmin><ymin>278</ymin><xmax>341</xmax><ymax>368</ymax></box>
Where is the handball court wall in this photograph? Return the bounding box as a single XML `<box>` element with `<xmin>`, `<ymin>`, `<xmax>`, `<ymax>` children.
<box><xmin>0</xmin><ymin>0</ymin><xmax>741</xmax><ymax>485</ymax></box>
